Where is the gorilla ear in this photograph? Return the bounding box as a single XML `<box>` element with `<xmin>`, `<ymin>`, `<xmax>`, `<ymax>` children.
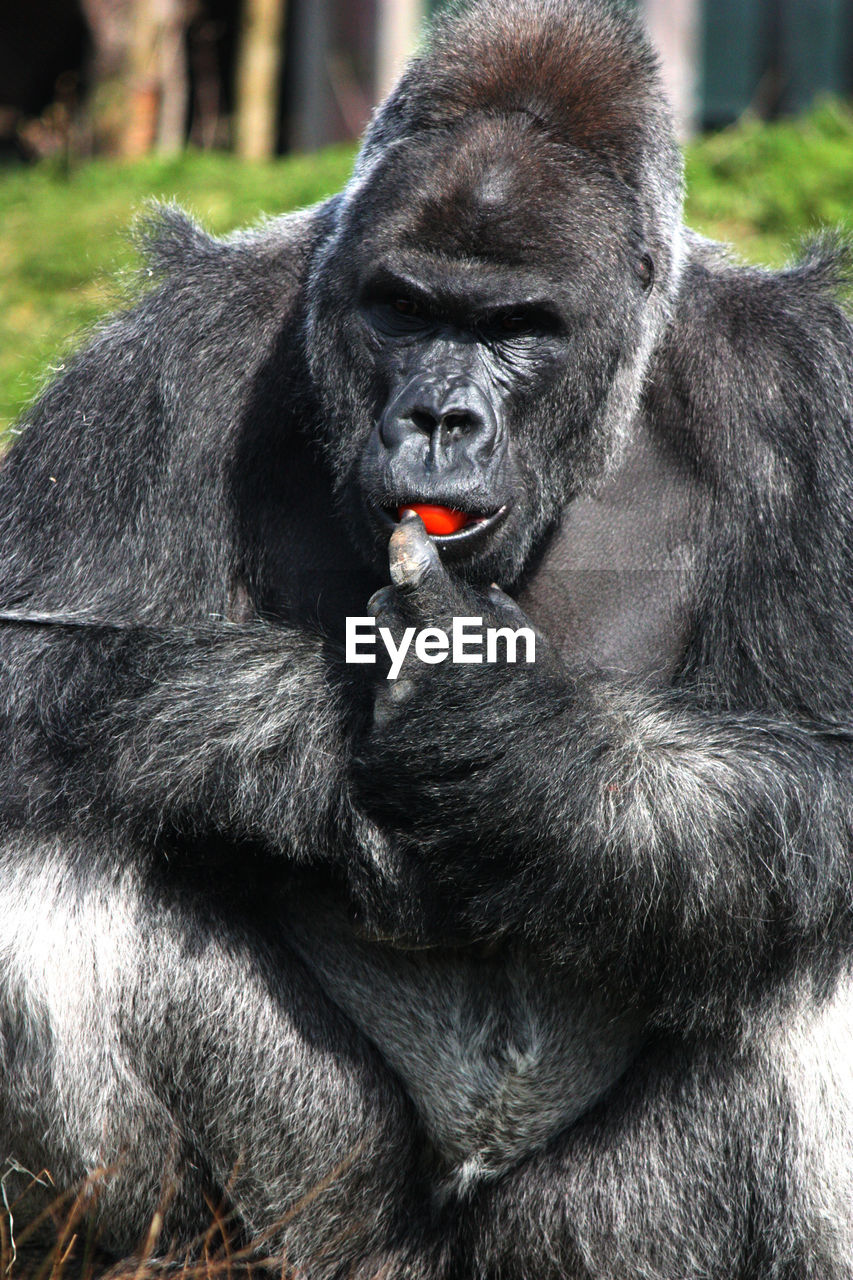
<box><xmin>637</xmin><ymin>254</ymin><xmax>656</xmax><ymax>292</ymax></box>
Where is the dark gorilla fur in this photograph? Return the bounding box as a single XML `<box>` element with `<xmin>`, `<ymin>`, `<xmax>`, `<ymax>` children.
<box><xmin>2</xmin><ymin>0</ymin><xmax>853</xmax><ymax>1276</ymax></box>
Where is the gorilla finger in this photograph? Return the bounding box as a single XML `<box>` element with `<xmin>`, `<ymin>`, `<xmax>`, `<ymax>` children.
<box><xmin>486</xmin><ymin>584</ymin><xmax>563</xmax><ymax>671</ymax></box>
<box><xmin>367</xmin><ymin>585</ymin><xmax>398</xmax><ymax>618</ymax></box>
<box><xmin>366</xmin><ymin>585</ymin><xmax>420</xmax><ymax>645</ymax></box>
<box><xmin>486</xmin><ymin>584</ymin><xmax>538</xmax><ymax>630</ymax></box>
<box><xmin>373</xmin><ymin>677</ymin><xmax>416</xmax><ymax>727</ymax></box>
<box><xmin>389</xmin><ymin>511</ymin><xmax>446</xmax><ymax>593</ymax></box>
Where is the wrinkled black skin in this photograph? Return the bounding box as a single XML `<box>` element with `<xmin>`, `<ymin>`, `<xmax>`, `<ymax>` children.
<box><xmin>3</xmin><ymin>0</ymin><xmax>853</xmax><ymax>1277</ymax></box>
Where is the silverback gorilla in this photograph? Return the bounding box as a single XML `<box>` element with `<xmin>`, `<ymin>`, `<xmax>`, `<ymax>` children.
<box><xmin>2</xmin><ymin>1</ymin><xmax>853</xmax><ymax>1277</ymax></box>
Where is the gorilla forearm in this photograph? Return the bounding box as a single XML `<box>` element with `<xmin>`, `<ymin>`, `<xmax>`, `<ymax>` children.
<box><xmin>106</xmin><ymin>625</ymin><xmax>354</xmax><ymax>856</ymax></box>
<box><xmin>515</xmin><ymin>687</ymin><xmax>852</xmax><ymax>1010</ymax></box>
<box><xmin>360</xmin><ymin>674</ymin><xmax>853</xmax><ymax>1020</ymax></box>
<box><xmin>2</xmin><ymin>621</ymin><xmax>353</xmax><ymax>861</ymax></box>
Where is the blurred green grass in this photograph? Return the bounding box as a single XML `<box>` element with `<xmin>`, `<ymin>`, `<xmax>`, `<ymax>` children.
<box><xmin>2</xmin><ymin>100</ymin><xmax>852</xmax><ymax>435</ymax></box>
<box><xmin>684</xmin><ymin>99</ymin><xmax>853</xmax><ymax>262</ymax></box>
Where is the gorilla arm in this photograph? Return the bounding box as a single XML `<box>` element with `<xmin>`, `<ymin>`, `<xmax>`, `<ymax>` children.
<box><xmin>1</xmin><ymin>618</ymin><xmax>355</xmax><ymax>857</ymax></box>
<box><xmin>0</xmin><ymin>821</ymin><xmax>431</xmax><ymax>1268</ymax></box>
<box><xmin>0</xmin><ymin>206</ymin><xmax>366</xmax><ymax>866</ymax></box>
<box><xmin>362</xmin><ymin>617</ymin><xmax>852</xmax><ymax>1028</ymax></box>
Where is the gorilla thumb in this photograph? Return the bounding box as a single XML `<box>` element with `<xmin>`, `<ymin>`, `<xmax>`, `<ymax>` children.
<box><xmin>389</xmin><ymin>510</ymin><xmax>444</xmax><ymax>592</ymax></box>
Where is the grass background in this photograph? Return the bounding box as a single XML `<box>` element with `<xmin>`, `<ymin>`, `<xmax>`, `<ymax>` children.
<box><xmin>1</xmin><ymin>99</ymin><xmax>853</xmax><ymax>438</ymax></box>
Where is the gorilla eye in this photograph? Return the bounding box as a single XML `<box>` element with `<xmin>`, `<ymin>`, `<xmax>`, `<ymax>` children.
<box><xmin>489</xmin><ymin>306</ymin><xmax>561</xmax><ymax>339</ymax></box>
<box><xmin>638</xmin><ymin>254</ymin><xmax>655</xmax><ymax>291</ymax></box>
<box><xmin>392</xmin><ymin>297</ymin><xmax>420</xmax><ymax>317</ymax></box>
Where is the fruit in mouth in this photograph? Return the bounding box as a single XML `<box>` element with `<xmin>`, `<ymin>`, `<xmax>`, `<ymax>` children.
<box><xmin>397</xmin><ymin>504</ymin><xmax>473</xmax><ymax>535</ymax></box>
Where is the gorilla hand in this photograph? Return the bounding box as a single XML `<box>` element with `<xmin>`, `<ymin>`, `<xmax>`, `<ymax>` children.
<box><xmin>368</xmin><ymin>510</ymin><xmax>550</xmax><ymax>716</ymax></box>
<box><xmin>352</xmin><ymin>510</ymin><xmax>569</xmax><ymax>945</ymax></box>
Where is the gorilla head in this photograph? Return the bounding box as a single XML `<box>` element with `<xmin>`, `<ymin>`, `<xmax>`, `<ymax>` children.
<box><xmin>307</xmin><ymin>0</ymin><xmax>685</xmax><ymax>586</ymax></box>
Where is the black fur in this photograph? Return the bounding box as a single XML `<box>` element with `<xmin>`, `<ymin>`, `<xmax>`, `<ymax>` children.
<box><xmin>2</xmin><ymin>1</ymin><xmax>853</xmax><ymax>1277</ymax></box>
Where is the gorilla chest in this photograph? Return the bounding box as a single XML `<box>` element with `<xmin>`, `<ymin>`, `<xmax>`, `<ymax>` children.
<box><xmin>518</xmin><ymin>420</ymin><xmax>701</xmax><ymax>680</ymax></box>
<box><xmin>284</xmin><ymin>898</ymin><xmax>644</xmax><ymax>1185</ymax></box>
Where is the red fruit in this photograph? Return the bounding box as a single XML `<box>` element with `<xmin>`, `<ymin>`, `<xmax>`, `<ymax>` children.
<box><xmin>398</xmin><ymin>504</ymin><xmax>471</xmax><ymax>535</ymax></box>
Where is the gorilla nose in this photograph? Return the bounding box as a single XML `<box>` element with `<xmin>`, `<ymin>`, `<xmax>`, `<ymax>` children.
<box><xmin>410</xmin><ymin>405</ymin><xmax>482</xmax><ymax>436</ymax></box>
<box><xmin>379</xmin><ymin>380</ymin><xmax>499</xmax><ymax>463</ymax></box>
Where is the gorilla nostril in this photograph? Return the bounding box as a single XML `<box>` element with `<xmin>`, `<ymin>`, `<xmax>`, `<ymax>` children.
<box><xmin>441</xmin><ymin>410</ymin><xmax>477</xmax><ymax>434</ymax></box>
<box><xmin>410</xmin><ymin>409</ymin><xmax>438</xmax><ymax>434</ymax></box>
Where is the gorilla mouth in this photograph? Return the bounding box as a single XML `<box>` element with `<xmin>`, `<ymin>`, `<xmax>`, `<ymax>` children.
<box><xmin>379</xmin><ymin>503</ymin><xmax>511</xmax><ymax>561</ymax></box>
<box><xmin>397</xmin><ymin>504</ymin><xmax>474</xmax><ymax>536</ymax></box>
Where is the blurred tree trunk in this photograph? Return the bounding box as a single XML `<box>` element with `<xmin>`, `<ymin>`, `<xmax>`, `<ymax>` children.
<box><xmin>81</xmin><ymin>0</ymin><xmax>191</xmax><ymax>156</ymax></box>
<box><xmin>234</xmin><ymin>0</ymin><xmax>285</xmax><ymax>159</ymax></box>
<box><xmin>375</xmin><ymin>0</ymin><xmax>423</xmax><ymax>102</ymax></box>
<box><xmin>78</xmin><ymin>0</ymin><xmax>135</xmax><ymax>154</ymax></box>
<box><xmin>157</xmin><ymin>0</ymin><xmax>191</xmax><ymax>153</ymax></box>
<box><xmin>123</xmin><ymin>0</ymin><xmax>162</xmax><ymax>155</ymax></box>
<box><xmin>121</xmin><ymin>0</ymin><xmax>190</xmax><ymax>157</ymax></box>
<box><xmin>642</xmin><ymin>0</ymin><xmax>700</xmax><ymax>138</ymax></box>
<box><xmin>288</xmin><ymin>0</ymin><xmax>328</xmax><ymax>152</ymax></box>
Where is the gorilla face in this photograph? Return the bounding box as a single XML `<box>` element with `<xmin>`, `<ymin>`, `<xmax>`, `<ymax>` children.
<box><xmin>308</xmin><ymin>114</ymin><xmax>664</xmax><ymax>587</ymax></box>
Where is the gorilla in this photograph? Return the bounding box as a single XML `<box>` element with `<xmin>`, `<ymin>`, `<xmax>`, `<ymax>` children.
<box><xmin>2</xmin><ymin>0</ymin><xmax>853</xmax><ymax>1276</ymax></box>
